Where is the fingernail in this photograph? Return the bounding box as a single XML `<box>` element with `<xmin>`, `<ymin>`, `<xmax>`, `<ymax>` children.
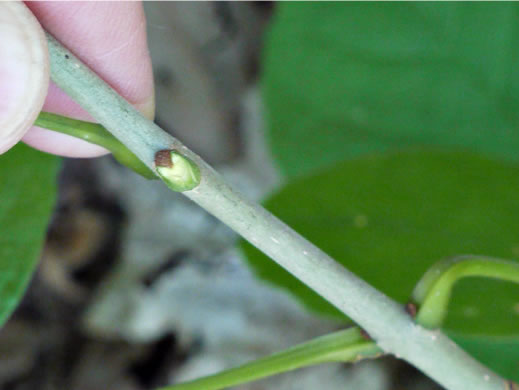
<box><xmin>0</xmin><ymin>2</ymin><xmax>49</xmax><ymax>154</ymax></box>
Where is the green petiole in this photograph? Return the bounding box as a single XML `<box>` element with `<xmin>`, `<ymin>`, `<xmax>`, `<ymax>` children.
<box><xmin>159</xmin><ymin>327</ymin><xmax>381</xmax><ymax>390</ymax></box>
<box><xmin>34</xmin><ymin>111</ymin><xmax>156</xmax><ymax>179</ymax></box>
<box><xmin>412</xmin><ymin>255</ymin><xmax>519</xmax><ymax>329</ymax></box>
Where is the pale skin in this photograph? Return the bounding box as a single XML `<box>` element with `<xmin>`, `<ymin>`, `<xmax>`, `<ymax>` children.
<box><xmin>0</xmin><ymin>1</ymin><xmax>154</xmax><ymax>157</ymax></box>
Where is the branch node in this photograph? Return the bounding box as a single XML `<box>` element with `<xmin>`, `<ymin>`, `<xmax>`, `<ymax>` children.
<box><xmin>405</xmin><ymin>301</ymin><xmax>418</xmax><ymax>318</ymax></box>
<box><xmin>359</xmin><ymin>328</ymin><xmax>372</xmax><ymax>341</ymax></box>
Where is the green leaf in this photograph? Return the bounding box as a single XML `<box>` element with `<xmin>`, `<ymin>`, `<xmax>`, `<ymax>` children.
<box><xmin>263</xmin><ymin>3</ymin><xmax>519</xmax><ymax>178</ymax></box>
<box><xmin>240</xmin><ymin>151</ymin><xmax>519</xmax><ymax>380</ymax></box>
<box><xmin>450</xmin><ymin>334</ymin><xmax>519</xmax><ymax>383</ymax></box>
<box><xmin>0</xmin><ymin>144</ymin><xmax>59</xmax><ymax>327</ymax></box>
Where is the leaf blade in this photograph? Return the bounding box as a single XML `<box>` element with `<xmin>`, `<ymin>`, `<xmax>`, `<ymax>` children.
<box><xmin>0</xmin><ymin>144</ymin><xmax>59</xmax><ymax>327</ymax></box>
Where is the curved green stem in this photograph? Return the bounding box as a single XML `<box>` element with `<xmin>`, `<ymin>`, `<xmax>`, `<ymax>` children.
<box><xmin>412</xmin><ymin>255</ymin><xmax>519</xmax><ymax>329</ymax></box>
<box><xmin>34</xmin><ymin>111</ymin><xmax>156</xmax><ymax>179</ymax></box>
<box><xmin>159</xmin><ymin>327</ymin><xmax>381</xmax><ymax>390</ymax></box>
<box><xmin>160</xmin><ymin>254</ymin><xmax>519</xmax><ymax>390</ymax></box>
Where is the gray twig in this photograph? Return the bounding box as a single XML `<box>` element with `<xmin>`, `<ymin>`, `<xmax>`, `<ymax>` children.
<box><xmin>45</xmin><ymin>32</ymin><xmax>507</xmax><ymax>390</ymax></box>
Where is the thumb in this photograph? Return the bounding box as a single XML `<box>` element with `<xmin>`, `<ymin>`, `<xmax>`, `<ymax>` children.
<box><xmin>0</xmin><ymin>1</ymin><xmax>49</xmax><ymax>154</ymax></box>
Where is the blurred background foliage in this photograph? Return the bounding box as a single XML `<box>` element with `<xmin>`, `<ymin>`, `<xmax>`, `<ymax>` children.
<box><xmin>243</xmin><ymin>2</ymin><xmax>519</xmax><ymax>382</ymax></box>
<box><xmin>263</xmin><ymin>3</ymin><xmax>519</xmax><ymax>178</ymax></box>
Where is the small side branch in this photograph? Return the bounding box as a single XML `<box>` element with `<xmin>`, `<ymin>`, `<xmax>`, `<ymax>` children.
<box><xmin>159</xmin><ymin>328</ymin><xmax>380</xmax><ymax>390</ymax></box>
<box><xmin>412</xmin><ymin>255</ymin><xmax>519</xmax><ymax>329</ymax></box>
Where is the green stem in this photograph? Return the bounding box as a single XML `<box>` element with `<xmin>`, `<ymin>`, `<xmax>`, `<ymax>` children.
<box><xmin>159</xmin><ymin>328</ymin><xmax>381</xmax><ymax>390</ymax></box>
<box><xmin>161</xmin><ymin>254</ymin><xmax>519</xmax><ymax>390</ymax></box>
<box><xmin>45</xmin><ymin>31</ymin><xmax>509</xmax><ymax>390</ymax></box>
<box><xmin>412</xmin><ymin>255</ymin><xmax>519</xmax><ymax>329</ymax></box>
<box><xmin>34</xmin><ymin>111</ymin><xmax>156</xmax><ymax>179</ymax></box>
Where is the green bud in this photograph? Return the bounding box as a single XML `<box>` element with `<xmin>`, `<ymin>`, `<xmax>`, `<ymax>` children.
<box><xmin>154</xmin><ymin>150</ymin><xmax>201</xmax><ymax>192</ymax></box>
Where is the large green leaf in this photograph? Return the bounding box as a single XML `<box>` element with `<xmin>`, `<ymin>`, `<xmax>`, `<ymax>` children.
<box><xmin>450</xmin><ymin>334</ymin><xmax>519</xmax><ymax>382</ymax></box>
<box><xmin>0</xmin><ymin>144</ymin><xmax>59</xmax><ymax>327</ymax></box>
<box><xmin>240</xmin><ymin>151</ymin><xmax>519</xmax><ymax>380</ymax></box>
<box><xmin>263</xmin><ymin>3</ymin><xmax>519</xmax><ymax>178</ymax></box>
